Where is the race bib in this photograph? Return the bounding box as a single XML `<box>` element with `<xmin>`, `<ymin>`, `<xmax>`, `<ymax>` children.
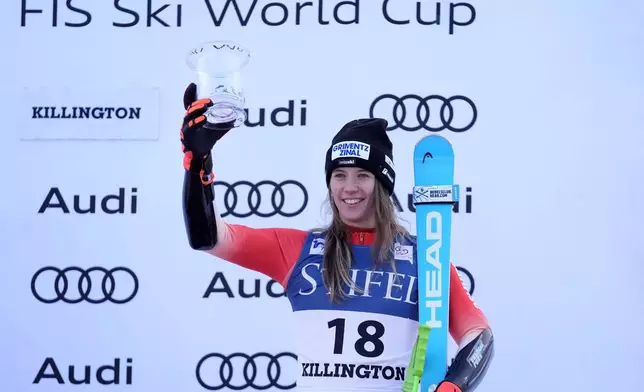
<box><xmin>293</xmin><ymin>310</ymin><xmax>417</xmax><ymax>392</ymax></box>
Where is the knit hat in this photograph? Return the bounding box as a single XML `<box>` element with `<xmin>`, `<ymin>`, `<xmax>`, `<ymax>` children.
<box><xmin>324</xmin><ymin>118</ymin><xmax>396</xmax><ymax>195</ymax></box>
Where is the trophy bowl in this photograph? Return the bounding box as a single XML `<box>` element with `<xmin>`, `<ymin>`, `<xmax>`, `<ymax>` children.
<box><xmin>186</xmin><ymin>41</ymin><xmax>251</xmax><ymax>128</ymax></box>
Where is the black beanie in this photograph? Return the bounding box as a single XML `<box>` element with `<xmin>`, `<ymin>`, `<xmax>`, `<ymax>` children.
<box><xmin>325</xmin><ymin>118</ymin><xmax>395</xmax><ymax>195</ymax></box>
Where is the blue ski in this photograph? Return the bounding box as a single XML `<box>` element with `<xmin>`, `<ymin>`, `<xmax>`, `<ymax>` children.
<box><xmin>412</xmin><ymin>135</ymin><xmax>459</xmax><ymax>392</ymax></box>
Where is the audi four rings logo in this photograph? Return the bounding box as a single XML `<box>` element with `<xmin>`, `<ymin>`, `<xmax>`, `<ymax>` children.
<box><xmin>214</xmin><ymin>180</ymin><xmax>308</xmax><ymax>218</ymax></box>
<box><xmin>196</xmin><ymin>352</ymin><xmax>297</xmax><ymax>390</ymax></box>
<box><xmin>31</xmin><ymin>266</ymin><xmax>139</xmax><ymax>304</ymax></box>
<box><xmin>369</xmin><ymin>94</ymin><xmax>477</xmax><ymax>132</ymax></box>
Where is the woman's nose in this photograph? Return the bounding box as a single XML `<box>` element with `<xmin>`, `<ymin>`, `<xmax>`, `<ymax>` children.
<box><xmin>344</xmin><ymin>179</ymin><xmax>359</xmax><ymax>191</ymax></box>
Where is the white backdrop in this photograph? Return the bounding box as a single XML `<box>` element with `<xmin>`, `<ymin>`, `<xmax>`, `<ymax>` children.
<box><xmin>2</xmin><ymin>0</ymin><xmax>644</xmax><ymax>391</ymax></box>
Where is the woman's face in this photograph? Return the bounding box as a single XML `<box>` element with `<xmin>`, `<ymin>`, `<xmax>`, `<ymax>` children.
<box><xmin>329</xmin><ymin>167</ymin><xmax>376</xmax><ymax>228</ymax></box>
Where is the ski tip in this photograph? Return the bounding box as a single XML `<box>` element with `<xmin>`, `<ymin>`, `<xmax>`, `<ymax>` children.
<box><xmin>413</xmin><ymin>135</ymin><xmax>454</xmax><ymax>157</ymax></box>
<box><xmin>413</xmin><ymin>135</ymin><xmax>453</xmax><ymax>147</ymax></box>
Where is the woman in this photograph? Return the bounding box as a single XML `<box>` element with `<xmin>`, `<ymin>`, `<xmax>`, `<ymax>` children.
<box><xmin>180</xmin><ymin>83</ymin><xmax>494</xmax><ymax>392</ymax></box>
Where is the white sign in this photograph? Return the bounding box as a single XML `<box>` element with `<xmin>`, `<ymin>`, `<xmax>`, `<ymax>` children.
<box><xmin>18</xmin><ymin>87</ymin><xmax>160</xmax><ymax>141</ymax></box>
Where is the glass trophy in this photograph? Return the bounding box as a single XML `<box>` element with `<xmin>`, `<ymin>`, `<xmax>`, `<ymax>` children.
<box><xmin>186</xmin><ymin>40</ymin><xmax>251</xmax><ymax>129</ymax></box>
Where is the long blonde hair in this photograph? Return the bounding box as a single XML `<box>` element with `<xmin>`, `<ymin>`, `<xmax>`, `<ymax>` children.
<box><xmin>311</xmin><ymin>180</ymin><xmax>409</xmax><ymax>303</ymax></box>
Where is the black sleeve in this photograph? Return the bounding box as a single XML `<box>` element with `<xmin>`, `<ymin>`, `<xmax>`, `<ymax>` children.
<box><xmin>182</xmin><ymin>164</ymin><xmax>219</xmax><ymax>251</ymax></box>
<box><xmin>444</xmin><ymin>328</ymin><xmax>495</xmax><ymax>392</ymax></box>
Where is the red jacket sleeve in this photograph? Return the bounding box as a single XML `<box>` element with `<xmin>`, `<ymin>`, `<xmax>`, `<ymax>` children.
<box><xmin>448</xmin><ymin>262</ymin><xmax>490</xmax><ymax>345</ymax></box>
<box><xmin>207</xmin><ymin>223</ymin><xmax>307</xmax><ymax>287</ymax></box>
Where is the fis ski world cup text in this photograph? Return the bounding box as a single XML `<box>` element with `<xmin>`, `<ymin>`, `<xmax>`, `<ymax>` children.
<box><xmin>20</xmin><ymin>0</ymin><xmax>476</xmax><ymax>35</ymax></box>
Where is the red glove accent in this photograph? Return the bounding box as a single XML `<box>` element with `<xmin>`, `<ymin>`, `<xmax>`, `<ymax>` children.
<box><xmin>436</xmin><ymin>381</ymin><xmax>462</xmax><ymax>392</ymax></box>
<box><xmin>180</xmin><ymin>96</ymin><xmax>211</xmax><ymax>171</ymax></box>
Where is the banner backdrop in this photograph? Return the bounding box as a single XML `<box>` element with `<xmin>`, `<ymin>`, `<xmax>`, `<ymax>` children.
<box><xmin>2</xmin><ymin>1</ymin><xmax>644</xmax><ymax>392</ymax></box>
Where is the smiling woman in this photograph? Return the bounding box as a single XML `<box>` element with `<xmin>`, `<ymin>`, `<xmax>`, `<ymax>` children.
<box><xmin>328</xmin><ymin>167</ymin><xmax>377</xmax><ymax>228</ymax></box>
<box><xmin>179</xmin><ymin>86</ymin><xmax>495</xmax><ymax>392</ymax></box>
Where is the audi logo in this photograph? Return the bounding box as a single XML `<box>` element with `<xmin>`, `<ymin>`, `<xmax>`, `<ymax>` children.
<box><xmin>456</xmin><ymin>266</ymin><xmax>475</xmax><ymax>296</ymax></box>
<box><xmin>214</xmin><ymin>180</ymin><xmax>308</xmax><ymax>218</ymax></box>
<box><xmin>196</xmin><ymin>352</ymin><xmax>297</xmax><ymax>390</ymax></box>
<box><xmin>369</xmin><ymin>94</ymin><xmax>477</xmax><ymax>132</ymax></box>
<box><xmin>31</xmin><ymin>266</ymin><xmax>139</xmax><ymax>304</ymax></box>
<box><xmin>394</xmin><ymin>244</ymin><xmax>409</xmax><ymax>255</ymax></box>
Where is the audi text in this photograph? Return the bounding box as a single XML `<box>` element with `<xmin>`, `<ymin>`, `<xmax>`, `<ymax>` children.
<box><xmin>243</xmin><ymin>99</ymin><xmax>307</xmax><ymax>127</ymax></box>
<box><xmin>33</xmin><ymin>357</ymin><xmax>133</xmax><ymax>385</ymax></box>
<box><xmin>38</xmin><ymin>188</ymin><xmax>138</xmax><ymax>214</ymax></box>
<box><xmin>203</xmin><ymin>272</ymin><xmax>286</xmax><ymax>299</ymax></box>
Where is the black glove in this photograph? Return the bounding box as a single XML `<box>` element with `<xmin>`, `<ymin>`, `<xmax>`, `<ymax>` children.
<box><xmin>180</xmin><ymin>83</ymin><xmax>234</xmax><ymax>183</ymax></box>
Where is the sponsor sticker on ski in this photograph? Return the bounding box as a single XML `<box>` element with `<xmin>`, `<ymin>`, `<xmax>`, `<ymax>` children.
<box><xmin>413</xmin><ymin>185</ymin><xmax>459</xmax><ymax>204</ymax></box>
